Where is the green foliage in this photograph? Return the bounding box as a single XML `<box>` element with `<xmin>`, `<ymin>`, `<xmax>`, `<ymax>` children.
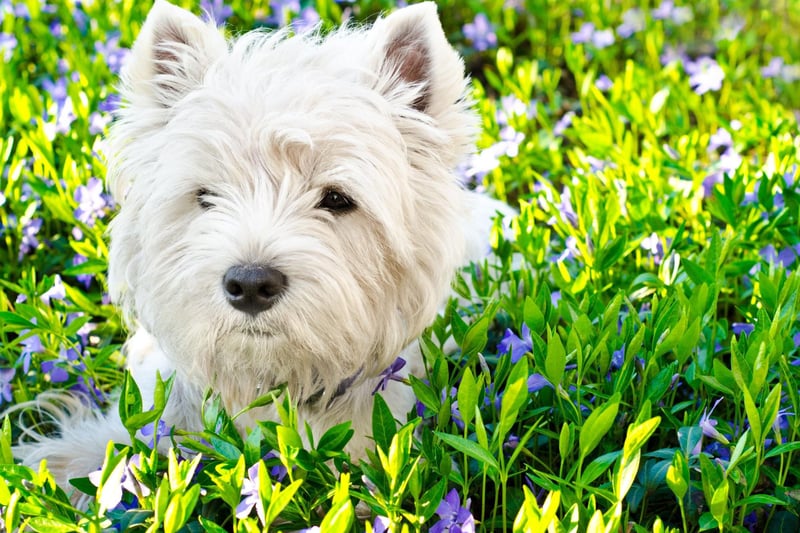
<box><xmin>2</xmin><ymin>0</ymin><xmax>800</xmax><ymax>531</ymax></box>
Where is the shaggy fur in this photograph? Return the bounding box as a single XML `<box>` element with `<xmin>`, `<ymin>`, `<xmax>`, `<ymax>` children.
<box><xmin>10</xmin><ymin>0</ymin><xmax>513</xmax><ymax>493</ymax></box>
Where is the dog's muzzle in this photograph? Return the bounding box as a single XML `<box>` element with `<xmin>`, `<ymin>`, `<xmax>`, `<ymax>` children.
<box><xmin>223</xmin><ymin>264</ymin><xmax>287</xmax><ymax>315</ymax></box>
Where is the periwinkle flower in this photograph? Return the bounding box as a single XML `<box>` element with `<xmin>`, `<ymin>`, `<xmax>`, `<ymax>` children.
<box><xmin>641</xmin><ymin>232</ymin><xmax>664</xmax><ymax>264</ymax></box>
<box><xmin>571</xmin><ymin>22</ymin><xmax>614</xmax><ymax>49</ymax></box>
<box><xmin>372</xmin><ymin>516</ymin><xmax>390</xmax><ymax>533</ymax></box>
<box><xmin>373</xmin><ymin>356</ymin><xmax>406</xmax><ymax>394</ymax></box>
<box><xmin>200</xmin><ymin>0</ymin><xmax>233</xmax><ymax>25</ymax></box>
<box><xmin>40</xmin><ymin>275</ymin><xmax>67</xmax><ymax>305</ymax></box>
<box><xmin>141</xmin><ymin>419</ymin><xmax>172</xmax><ymax>448</ymax></box>
<box><xmin>685</xmin><ymin>57</ymin><xmax>725</xmax><ymax>95</ymax></box>
<box><xmin>42</xmin><ymin>76</ymin><xmax>69</xmax><ymax>111</ymax></box>
<box><xmin>697</xmin><ymin>398</ymin><xmax>730</xmax><ymax>448</ymax></box>
<box><xmin>292</xmin><ymin>7</ymin><xmax>319</xmax><ymax>34</ymax></box>
<box><xmin>595</xmin><ymin>74</ymin><xmax>613</xmax><ymax>91</ymax></box>
<box><xmin>652</xmin><ymin>0</ymin><xmax>693</xmax><ymax>25</ymax></box>
<box><xmin>716</xmin><ymin>14</ymin><xmax>744</xmax><ymax>42</ymax></box>
<box><xmin>89</xmin><ymin>111</ymin><xmax>112</xmax><ymax>135</ymax></box>
<box><xmin>72</xmin><ymin>254</ymin><xmax>94</xmax><ymax>288</ymax></box>
<box><xmin>0</xmin><ymin>368</ymin><xmax>15</xmax><ymax>405</ymax></box>
<box><xmin>463</xmin><ymin>13</ymin><xmax>497</xmax><ymax>51</ymax></box>
<box><xmin>19</xmin><ymin>217</ymin><xmax>43</xmax><ymax>258</ymax></box>
<box><xmin>430</xmin><ymin>488</ymin><xmax>475</xmax><ymax>533</ymax></box>
<box><xmin>89</xmin><ymin>453</ymin><xmax>151</xmax><ymax>509</ymax></box>
<box><xmin>732</xmin><ymin>322</ymin><xmax>754</xmax><ymax>336</ymax></box>
<box><xmin>527</xmin><ymin>373</ymin><xmax>552</xmax><ymax>393</ymax></box>
<box><xmin>617</xmin><ymin>8</ymin><xmax>645</xmax><ymax>38</ymax></box>
<box><xmin>236</xmin><ymin>462</ymin><xmax>265</xmax><ymax>523</ymax></box>
<box><xmin>554</xmin><ymin>111</ymin><xmax>574</xmax><ymax>136</ymax></box>
<box><xmin>0</xmin><ymin>32</ymin><xmax>16</xmax><ymax>61</ymax></box>
<box><xmin>267</xmin><ymin>0</ymin><xmax>299</xmax><ymax>27</ymax></box>
<box><xmin>41</xmin><ymin>360</ymin><xmax>69</xmax><ymax>383</ymax></box>
<box><xmin>74</xmin><ymin>177</ymin><xmax>112</xmax><ymax>227</ymax></box>
<box><xmin>708</xmin><ymin>128</ymin><xmax>733</xmax><ymax>154</ymax></box>
<box><xmin>497</xmin><ymin>324</ymin><xmax>532</xmax><ymax>363</ymax></box>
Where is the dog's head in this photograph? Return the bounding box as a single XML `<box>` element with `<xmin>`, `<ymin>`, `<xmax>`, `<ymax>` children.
<box><xmin>106</xmin><ymin>0</ymin><xmax>475</xmax><ymax>397</ymax></box>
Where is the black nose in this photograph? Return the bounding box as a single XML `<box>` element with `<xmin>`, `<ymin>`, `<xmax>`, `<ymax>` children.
<box><xmin>223</xmin><ymin>264</ymin><xmax>287</xmax><ymax>315</ymax></box>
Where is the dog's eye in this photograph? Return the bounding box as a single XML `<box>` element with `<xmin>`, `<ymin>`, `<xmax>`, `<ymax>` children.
<box><xmin>317</xmin><ymin>189</ymin><xmax>356</xmax><ymax>214</ymax></box>
<box><xmin>196</xmin><ymin>188</ymin><xmax>215</xmax><ymax>210</ymax></box>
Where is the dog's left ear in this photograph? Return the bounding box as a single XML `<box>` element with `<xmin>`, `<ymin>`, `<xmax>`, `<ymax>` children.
<box><xmin>370</xmin><ymin>2</ymin><xmax>468</xmax><ymax>117</ymax></box>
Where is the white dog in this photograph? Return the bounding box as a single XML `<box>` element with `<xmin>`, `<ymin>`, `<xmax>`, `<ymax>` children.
<box><xmin>13</xmin><ymin>0</ymin><xmax>511</xmax><ymax>491</ymax></box>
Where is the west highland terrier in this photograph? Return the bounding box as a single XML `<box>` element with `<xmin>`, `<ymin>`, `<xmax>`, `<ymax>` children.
<box><xmin>12</xmin><ymin>0</ymin><xmax>512</xmax><ymax>492</ymax></box>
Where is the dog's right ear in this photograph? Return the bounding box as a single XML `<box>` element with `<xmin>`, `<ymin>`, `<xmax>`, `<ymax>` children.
<box><xmin>122</xmin><ymin>0</ymin><xmax>227</xmax><ymax>109</ymax></box>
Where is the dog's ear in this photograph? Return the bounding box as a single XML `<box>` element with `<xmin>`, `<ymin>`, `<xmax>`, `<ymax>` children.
<box><xmin>370</xmin><ymin>2</ymin><xmax>467</xmax><ymax>116</ymax></box>
<box><xmin>122</xmin><ymin>0</ymin><xmax>227</xmax><ymax>108</ymax></box>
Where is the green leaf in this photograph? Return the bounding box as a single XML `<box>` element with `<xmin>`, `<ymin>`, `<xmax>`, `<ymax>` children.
<box><xmin>461</xmin><ymin>314</ymin><xmax>490</xmax><ymax>358</ymax></box>
<box><xmin>318</xmin><ymin>421</ymin><xmax>353</xmax><ymax>455</ymax></box>
<box><xmin>523</xmin><ymin>296</ymin><xmax>545</xmax><ymax>334</ymax></box>
<box><xmin>371</xmin><ymin>394</ymin><xmax>397</xmax><ymax>453</ymax></box>
<box><xmin>580</xmin><ymin>392</ymin><xmax>621</xmax><ymax>459</ymax></box>
<box><xmin>544</xmin><ymin>329</ymin><xmax>566</xmax><ymax>387</ymax></box>
<box><xmin>456</xmin><ymin>366</ymin><xmax>479</xmax><ymax>429</ymax></box>
<box><xmin>495</xmin><ymin>358</ymin><xmax>529</xmax><ymax>445</ymax></box>
<box><xmin>434</xmin><ymin>432</ymin><xmax>499</xmax><ymax>475</ymax></box>
<box><xmin>666</xmin><ymin>450</ymin><xmax>688</xmax><ymax>501</ymax></box>
<box><xmin>579</xmin><ymin>450</ymin><xmax>620</xmax><ymax>485</ymax></box>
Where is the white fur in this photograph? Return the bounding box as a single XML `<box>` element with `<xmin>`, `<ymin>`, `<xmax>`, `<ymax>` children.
<box><xmin>10</xmin><ymin>0</ymin><xmax>513</xmax><ymax>494</ymax></box>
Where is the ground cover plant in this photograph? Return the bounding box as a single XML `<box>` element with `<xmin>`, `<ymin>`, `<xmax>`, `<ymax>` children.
<box><xmin>1</xmin><ymin>0</ymin><xmax>800</xmax><ymax>531</ymax></box>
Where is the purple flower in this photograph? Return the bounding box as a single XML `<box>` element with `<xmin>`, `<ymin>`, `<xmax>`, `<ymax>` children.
<box><xmin>292</xmin><ymin>7</ymin><xmax>319</xmax><ymax>34</ymax></box>
<box><xmin>556</xmin><ymin>235</ymin><xmax>581</xmax><ymax>262</ymax></box>
<box><xmin>98</xmin><ymin>94</ymin><xmax>121</xmax><ymax>113</ymax></box>
<box><xmin>571</xmin><ymin>22</ymin><xmax>595</xmax><ymax>44</ymax></box>
<box><xmin>430</xmin><ymin>489</ymin><xmax>475</xmax><ymax>533</ymax></box>
<box><xmin>200</xmin><ymin>0</ymin><xmax>233</xmax><ymax>25</ymax></box>
<box><xmin>641</xmin><ymin>232</ymin><xmax>664</xmax><ymax>264</ymax></box>
<box><xmin>41</xmin><ymin>275</ymin><xmax>67</xmax><ymax>305</ymax></box>
<box><xmin>373</xmin><ymin>357</ymin><xmax>406</xmax><ymax>394</ymax></box>
<box><xmin>236</xmin><ymin>462</ymin><xmax>265</xmax><ymax>523</ymax></box>
<box><xmin>554</xmin><ymin>111</ymin><xmax>574</xmax><ymax>136</ymax></box>
<box><xmin>20</xmin><ymin>330</ymin><xmax>44</xmax><ymax>374</ymax></box>
<box><xmin>697</xmin><ymin>398</ymin><xmax>729</xmax><ymax>451</ymax></box>
<box><xmin>617</xmin><ymin>8</ymin><xmax>645</xmax><ymax>38</ymax></box>
<box><xmin>595</xmin><ymin>74</ymin><xmax>613</xmax><ymax>91</ymax></box>
<box><xmin>141</xmin><ymin>419</ymin><xmax>171</xmax><ymax>448</ymax></box>
<box><xmin>652</xmin><ymin>1</ymin><xmax>693</xmax><ymax>25</ymax></box>
<box><xmin>497</xmin><ymin>324</ymin><xmax>532</xmax><ymax>363</ymax></box>
<box><xmin>660</xmin><ymin>44</ymin><xmax>688</xmax><ymax>68</ymax></box>
<box><xmin>0</xmin><ymin>368</ymin><xmax>15</xmax><ymax>405</ymax></box>
<box><xmin>267</xmin><ymin>0</ymin><xmax>299</xmax><ymax>26</ymax></box>
<box><xmin>759</xmin><ymin>244</ymin><xmax>800</xmax><ymax>268</ymax></box>
<box><xmin>72</xmin><ymin>254</ymin><xmax>94</xmax><ymax>288</ymax></box>
<box><xmin>89</xmin><ymin>111</ymin><xmax>112</xmax><ymax>135</ymax></box>
<box><xmin>372</xmin><ymin>516</ymin><xmax>390</xmax><ymax>533</ymax></box>
<box><xmin>610</xmin><ymin>345</ymin><xmax>625</xmax><ymax>371</ymax></box>
<box><xmin>89</xmin><ymin>453</ymin><xmax>151</xmax><ymax>509</ymax></box>
<box><xmin>571</xmin><ymin>22</ymin><xmax>615</xmax><ymax>48</ymax></box>
<box><xmin>732</xmin><ymin>322</ymin><xmax>754</xmax><ymax>336</ymax></box>
<box><xmin>527</xmin><ymin>373</ymin><xmax>552</xmax><ymax>393</ymax></box>
<box><xmin>42</xmin><ymin>76</ymin><xmax>69</xmax><ymax>111</ymax></box>
<box><xmin>708</xmin><ymin>128</ymin><xmax>733</xmax><ymax>154</ymax></box>
<box><xmin>19</xmin><ymin>217</ymin><xmax>43</xmax><ymax>258</ymax></box>
<box><xmin>716</xmin><ymin>14</ymin><xmax>744</xmax><ymax>42</ymax></box>
<box><xmin>74</xmin><ymin>177</ymin><xmax>112</xmax><ymax>227</ymax></box>
<box><xmin>685</xmin><ymin>57</ymin><xmax>724</xmax><ymax>95</ymax></box>
<box><xmin>762</xmin><ymin>57</ymin><xmax>785</xmax><ymax>78</ymax></box>
<box><xmin>41</xmin><ymin>360</ymin><xmax>69</xmax><ymax>383</ymax></box>
<box><xmin>0</xmin><ymin>32</ymin><xmax>16</xmax><ymax>61</ymax></box>
<box><xmin>463</xmin><ymin>13</ymin><xmax>497</xmax><ymax>52</ymax></box>
<box><xmin>591</xmin><ymin>29</ymin><xmax>615</xmax><ymax>48</ymax></box>
<box><xmin>496</xmin><ymin>95</ymin><xmax>536</xmax><ymax>126</ymax></box>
